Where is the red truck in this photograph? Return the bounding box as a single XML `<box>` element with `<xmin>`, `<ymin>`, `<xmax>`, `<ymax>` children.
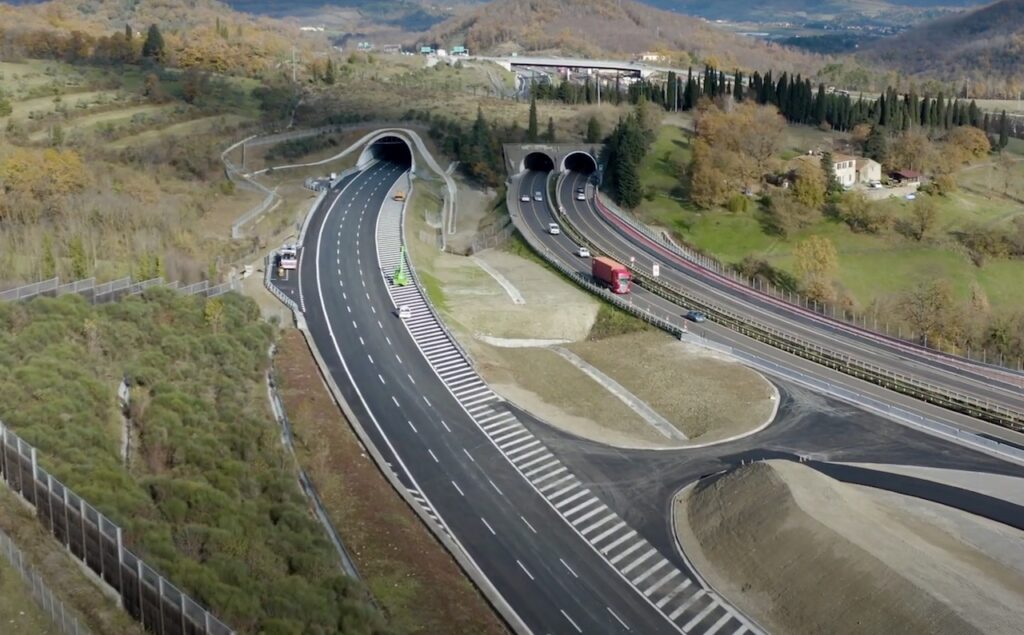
<box><xmin>592</xmin><ymin>256</ymin><xmax>631</xmax><ymax>294</ymax></box>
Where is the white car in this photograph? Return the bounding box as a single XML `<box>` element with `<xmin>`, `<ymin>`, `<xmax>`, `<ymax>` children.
<box><xmin>534</xmin><ymin>191</ymin><xmax>543</xmax><ymax>202</ymax></box>
<box><xmin>548</xmin><ymin>223</ymin><xmax>561</xmax><ymax>235</ymax></box>
<box><xmin>575</xmin><ymin>187</ymin><xmax>586</xmax><ymax>201</ymax></box>
<box><xmin>578</xmin><ymin>246</ymin><xmax>590</xmax><ymax>258</ymax></box>
<box><xmin>397</xmin><ymin>305</ymin><xmax>412</xmax><ymax>320</ymax></box>
<box><xmin>520</xmin><ymin>193</ymin><xmax>531</xmax><ymax>203</ymax></box>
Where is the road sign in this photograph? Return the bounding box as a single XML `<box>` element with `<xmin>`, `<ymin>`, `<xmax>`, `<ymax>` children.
<box><xmin>630</xmin><ymin>256</ymin><xmax>635</xmax><ymax>265</ymax></box>
<box><xmin>652</xmin><ymin>263</ymin><xmax>660</xmax><ymax>277</ymax></box>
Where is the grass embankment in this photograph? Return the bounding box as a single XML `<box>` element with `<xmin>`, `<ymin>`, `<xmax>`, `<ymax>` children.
<box><xmin>0</xmin><ymin>549</ymin><xmax>61</xmax><ymax>634</ymax></box>
<box><xmin>637</xmin><ymin>124</ymin><xmax>1024</xmax><ymax>315</ymax></box>
<box><xmin>275</xmin><ymin>330</ymin><xmax>507</xmax><ymax>635</ymax></box>
<box><xmin>0</xmin><ymin>291</ymin><xmax>384</xmax><ymax>633</ymax></box>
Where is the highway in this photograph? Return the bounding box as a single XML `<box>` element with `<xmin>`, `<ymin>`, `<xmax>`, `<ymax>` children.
<box><xmin>511</xmin><ymin>168</ymin><xmax>1024</xmax><ymax>447</ymax></box>
<box><xmin>296</xmin><ymin>157</ymin><xmax>757</xmax><ymax>634</ymax></box>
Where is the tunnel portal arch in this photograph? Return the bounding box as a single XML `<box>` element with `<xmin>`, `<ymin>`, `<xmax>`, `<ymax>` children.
<box><xmin>521</xmin><ymin>152</ymin><xmax>555</xmax><ymax>173</ymax></box>
<box><xmin>357</xmin><ymin>133</ymin><xmax>415</xmax><ymax>171</ymax></box>
<box><xmin>561</xmin><ymin>151</ymin><xmax>598</xmax><ymax>175</ymax></box>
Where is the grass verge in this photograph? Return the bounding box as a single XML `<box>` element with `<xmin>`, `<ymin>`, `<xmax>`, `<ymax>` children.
<box><xmin>587</xmin><ymin>303</ymin><xmax>652</xmax><ymax>341</ymax></box>
<box><xmin>276</xmin><ymin>329</ymin><xmax>507</xmax><ymax>635</ymax></box>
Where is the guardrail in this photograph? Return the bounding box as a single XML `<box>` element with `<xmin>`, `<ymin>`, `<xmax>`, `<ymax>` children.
<box><xmin>0</xmin><ymin>422</ymin><xmax>233</xmax><ymax>635</ymax></box>
<box><xmin>507</xmin><ymin>176</ymin><xmax>684</xmax><ymax>339</ymax></box>
<box><xmin>594</xmin><ymin>191</ymin><xmax>1024</xmax><ymax>379</ymax></box>
<box><xmin>0</xmin><ymin>527</ymin><xmax>91</xmax><ymax>635</ymax></box>
<box><xmin>557</xmin><ymin>182</ymin><xmax>1023</xmax><ymax>432</ymax></box>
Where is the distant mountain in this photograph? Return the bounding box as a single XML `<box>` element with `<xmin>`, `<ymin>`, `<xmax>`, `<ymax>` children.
<box><xmin>861</xmin><ymin>0</ymin><xmax>1024</xmax><ymax>95</ymax></box>
<box><xmin>647</xmin><ymin>0</ymin><xmax>988</xmax><ymax>23</ymax></box>
<box><xmin>425</xmin><ymin>0</ymin><xmax>824</xmax><ymax>73</ymax></box>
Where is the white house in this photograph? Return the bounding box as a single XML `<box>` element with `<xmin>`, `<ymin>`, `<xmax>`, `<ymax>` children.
<box><xmin>855</xmin><ymin>158</ymin><xmax>881</xmax><ymax>184</ymax></box>
<box><xmin>831</xmin><ymin>153</ymin><xmax>857</xmax><ymax>188</ymax></box>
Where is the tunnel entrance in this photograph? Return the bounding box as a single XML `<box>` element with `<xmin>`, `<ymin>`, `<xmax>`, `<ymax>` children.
<box><xmin>562</xmin><ymin>151</ymin><xmax>598</xmax><ymax>175</ymax></box>
<box><xmin>523</xmin><ymin>152</ymin><xmax>555</xmax><ymax>172</ymax></box>
<box><xmin>365</xmin><ymin>135</ymin><xmax>413</xmax><ymax>168</ymax></box>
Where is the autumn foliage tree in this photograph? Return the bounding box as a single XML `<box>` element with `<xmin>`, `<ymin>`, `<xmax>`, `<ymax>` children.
<box><xmin>794</xmin><ymin>235</ymin><xmax>839</xmax><ymax>303</ymax></box>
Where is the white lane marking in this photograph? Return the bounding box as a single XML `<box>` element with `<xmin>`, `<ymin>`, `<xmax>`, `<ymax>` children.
<box><xmin>521</xmin><ymin>516</ymin><xmax>537</xmax><ymax>533</ymax></box>
<box><xmin>480</xmin><ymin>517</ymin><xmax>496</xmax><ymax>535</ymax></box>
<box><xmin>683</xmin><ymin>599</ymin><xmax>719</xmax><ymax>631</ymax></box>
<box><xmin>451</xmin><ymin>480</ymin><xmax>465</xmax><ymax>497</ymax></box>
<box><xmin>423</xmin><ymin>396</ymin><xmax>432</xmax><ymax>407</ymax></box>
<box><xmin>463</xmin><ymin>448</ymin><xmax>475</xmax><ymax>462</ymax></box>
<box><xmin>367</xmin><ymin>353</ymin><xmax>374</xmax><ymax>364</ymax></box>
<box><xmin>488</xmin><ymin>478</ymin><xmax>504</xmax><ymax>496</ymax></box>
<box><xmin>385</xmin><ymin>336</ymin><xmax>392</xmax><ymax>346</ymax></box>
<box><xmin>377</xmin><ymin>320</ymin><xmax>383</xmax><ymax>329</ymax></box>
<box><xmin>343</xmin><ymin>292</ymin><xmax>348</xmax><ymax>300</ymax></box>
<box><xmin>560</xmin><ymin>609</ymin><xmax>582</xmax><ymax>633</ymax></box>
<box><xmin>408</xmin><ymin>420</ymin><xmax>418</xmax><ymax>433</ymax></box>
<box><xmin>560</xmin><ymin>558</ymin><xmax>578</xmax><ymax>578</ymax></box>
<box><xmin>607</xmin><ymin>607</ymin><xmax>630</xmax><ymax>631</ymax></box>
<box><xmin>378</xmin><ymin>374</ymin><xmax>386</xmax><ymax>384</ymax></box>
<box><xmin>632</xmin><ymin>558</ymin><xmax>669</xmax><ymax>585</ymax></box>
<box><xmin>440</xmin><ymin>420</ymin><xmax>451</xmax><ymax>432</ymax></box>
<box><xmin>352</xmin><ymin>320</ymin><xmax>358</xmax><ymax>329</ymax></box>
<box><xmin>407</xmin><ymin>373</ymin><xmax>416</xmax><ymax>385</ymax></box>
<box><xmin>395</xmin><ymin>354</ymin><xmax>402</xmax><ymax>363</ymax></box>
<box><xmin>428</xmin><ymin>449</ymin><xmax>438</xmax><ymax>463</ymax></box>
<box><xmin>358</xmin><ymin>336</ymin><xmax>364</xmax><ymax>345</ymax></box>
<box><xmin>391</xmin><ymin>396</ymin><xmax>400</xmax><ymax>407</ymax></box>
<box><xmin>516</xmin><ymin>560</ymin><xmax>534</xmax><ymax>581</ymax></box>
<box><xmin>346</xmin><ymin>305</ymin><xmax>352</xmax><ymax>313</ymax></box>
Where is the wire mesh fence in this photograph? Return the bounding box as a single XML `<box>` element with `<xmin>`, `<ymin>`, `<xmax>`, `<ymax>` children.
<box><xmin>0</xmin><ymin>528</ymin><xmax>91</xmax><ymax>635</ymax></box>
<box><xmin>0</xmin><ymin>422</ymin><xmax>234</xmax><ymax>635</ymax></box>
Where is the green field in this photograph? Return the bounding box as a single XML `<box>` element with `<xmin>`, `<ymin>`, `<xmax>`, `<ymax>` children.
<box><xmin>637</xmin><ymin>124</ymin><xmax>1024</xmax><ymax>315</ymax></box>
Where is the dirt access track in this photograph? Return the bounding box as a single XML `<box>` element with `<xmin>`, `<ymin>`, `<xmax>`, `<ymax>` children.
<box><xmin>675</xmin><ymin>460</ymin><xmax>1024</xmax><ymax>635</ymax></box>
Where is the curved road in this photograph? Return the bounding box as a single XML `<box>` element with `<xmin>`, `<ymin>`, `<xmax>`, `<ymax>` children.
<box><xmin>297</xmin><ymin>159</ymin><xmax>754</xmax><ymax>634</ymax></box>
<box><xmin>514</xmin><ymin>168</ymin><xmax>1024</xmax><ymax>446</ymax></box>
<box><xmin>555</xmin><ymin>170</ymin><xmax>1024</xmax><ymax>417</ymax></box>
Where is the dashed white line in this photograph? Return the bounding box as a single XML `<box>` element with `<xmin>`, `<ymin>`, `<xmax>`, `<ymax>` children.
<box><xmin>521</xmin><ymin>516</ymin><xmax>537</xmax><ymax>533</ymax></box>
<box><xmin>480</xmin><ymin>517</ymin><xmax>496</xmax><ymax>535</ymax></box>
<box><xmin>560</xmin><ymin>609</ymin><xmax>582</xmax><ymax>633</ymax></box>
<box><xmin>427</xmin><ymin>449</ymin><xmax>438</xmax><ymax>463</ymax></box>
<box><xmin>451</xmin><ymin>480</ymin><xmax>465</xmax><ymax>497</ymax></box>
<box><xmin>559</xmin><ymin>558</ymin><xmax>579</xmax><ymax>578</ymax></box>
<box><xmin>408</xmin><ymin>420</ymin><xmax>418</xmax><ymax>433</ymax></box>
<box><xmin>423</xmin><ymin>396</ymin><xmax>432</xmax><ymax>407</ymax></box>
<box><xmin>407</xmin><ymin>373</ymin><xmax>416</xmax><ymax>385</ymax></box>
<box><xmin>391</xmin><ymin>396</ymin><xmax>400</xmax><ymax>407</ymax></box>
<box><xmin>358</xmin><ymin>336</ymin><xmax>363</xmax><ymax>345</ymax></box>
<box><xmin>463</xmin><ymin>448</ymin><xmax>475</xmax><ymax>462</ymax></box>
<box><xmin>440</xmin><ymin>420</ymin><xmax>452</xmax><ymax>432</ymax></box>
<box><xmin>607</xmin><ymin>607</ymin><xmax>630</xmax><ymax>631</ymax></box>
<box><xmin>378</xmin><ymin>374</ymin><xmax>386</xmax><ymax>384</ymax></box>
<box><xmin>516</xmin><ymin>560</ymin><xmax>534</xmax><ymax>580</ymax></box>
<box><xmin>488</xmin><ymin>478</ymin><xmax>504</xmax><ymax>496</ymax></box>
<box><xmin>367</xmin><ymin>353</ymin><xmax>374</xmax><ymax>364</ymax></box>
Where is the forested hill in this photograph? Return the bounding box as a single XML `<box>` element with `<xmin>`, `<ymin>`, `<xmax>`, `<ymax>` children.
<box><xmin>862</xmin><ymin>0</ymin><xmax>1024</xmax><ymax>97</ymax></box>
<box><xmin>426</xmin><ymin>0</ymin><xmax>824</xmax><ymax>74</ymax></box>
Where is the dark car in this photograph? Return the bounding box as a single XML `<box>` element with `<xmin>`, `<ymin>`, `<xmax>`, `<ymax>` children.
<box><xmin>685</xmin><ymin>310</ymin><xmax>707</xmax><ymax>323</ymax></box>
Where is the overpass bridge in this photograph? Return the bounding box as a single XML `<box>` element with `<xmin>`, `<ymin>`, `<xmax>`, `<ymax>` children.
<box><xmin>478</xmin><ymin>55</ymin><xmax>661</xmax><ymax>78</ymax></box>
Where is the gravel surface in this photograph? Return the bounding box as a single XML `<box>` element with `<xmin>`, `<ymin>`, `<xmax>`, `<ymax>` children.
<box><xmin>675</xmin><ymin>460</ymin><xmax>1024</xmax><ymax>635</ymax></box>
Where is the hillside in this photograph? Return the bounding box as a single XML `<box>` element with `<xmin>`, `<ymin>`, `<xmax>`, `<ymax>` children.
<box><xmin>648</xmin><ymin>0</ymin><xmax>986</xmax><ymax>23</ymax></box>
<box><xmin>426</xmin><ymin>0</ymin><xmax>824</xmax><ymax>73</ymax></box>
<box><xmin>862</xmin><ymin>0</ymin><xmax>1024</xmax><ymax>96</ymax></box>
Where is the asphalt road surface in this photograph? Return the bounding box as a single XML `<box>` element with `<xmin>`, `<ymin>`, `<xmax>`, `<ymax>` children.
<box><xmin>297</xmin><ymin>159</ymin><xmax>744</xmax><ymax>634</ymax></box>
<box><xmin>555</xmin><ymin>170</ymin><xmax>1024</xmax><ymax>414</ymax></box>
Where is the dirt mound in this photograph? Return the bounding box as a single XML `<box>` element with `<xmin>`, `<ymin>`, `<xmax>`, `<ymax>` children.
<box><xmin>675</xmin><ymin>460</ymin><xmax>1024</xmax><ymax>635</ymax></box>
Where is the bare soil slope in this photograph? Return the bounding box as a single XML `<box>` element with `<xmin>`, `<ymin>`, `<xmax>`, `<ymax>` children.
<box><xmin>676</xmin><ymin>460</ymin><xmax>1024</xmax><ymax>635</ymax></box>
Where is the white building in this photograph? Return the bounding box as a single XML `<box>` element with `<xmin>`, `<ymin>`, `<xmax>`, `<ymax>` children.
<box><xmin>855</xmin><ymin>158</ymin><xmax>881</xmax><ymax>184</ymax></box>
<box><xmin>832</xmin><ymin>153</ymin><xmax>857</xmax><ymax>188</ymax></box>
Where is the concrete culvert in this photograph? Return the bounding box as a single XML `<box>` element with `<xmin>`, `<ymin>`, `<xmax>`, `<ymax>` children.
<box><xmin>523</xmin><ymin>152</ymin><xmax>555</xmax><ymax>172</ymax></box>
<box><xmin>562</xmin><ymin>151</ymin><xmax>598</xmax><ymax>175</ymax></box>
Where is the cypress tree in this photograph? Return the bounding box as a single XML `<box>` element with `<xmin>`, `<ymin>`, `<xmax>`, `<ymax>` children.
<box><xmin>666</xmin><ymin>71</ymin><xmax>677</xmax><ymax>111</ymax></box>
<box><xmin>527</xmin><ymin>94</ymin><xmax>539</xmax><ymax>142</ymax></box>
<box><xmin>968</xmin><ymin>99</ymin><xmax>981</xmax><ymax>128</ymax></box>
<box><xmin>142</xmin><ymin>24</ymin><xmax>165</xmax><ymax>61</ymax></box>
<box><xmin>585</xmin><ymin>115</ymin><xmax>602</xmax><ymax>143</ymax></box>
<box><xmin>733</xmin><ymin>70</ymin><xmax>744</xmax><ymax>101</ymax></box>
<box><xmin>125</xmin><ymin>24</ymin><xmax>132</xmax><ymax>40</ymax></box>
<box><xmin>546</xmin><ymin>117</ymin><xmax>556</xmax><ymax>143</ymax></box>
<box><xmin>865</xmin><ymin>125</ymin><xmax>888</xmax><ymax>164</ymax></box>
<box><xmin>999</xmin><ymin>110</ymin><xmax>1009</xmax><ymax>149</ymax></box>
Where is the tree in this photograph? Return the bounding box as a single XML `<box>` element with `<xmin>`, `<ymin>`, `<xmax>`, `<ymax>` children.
<box><xmin>794</xmin><ymin>235</ymin><xmax>838</xmax><ymax>302</ymax></box>
<box><xmin>616</xmin><ymin>152</ymin><xmax>643</xmax><ymax>208</ymax></box>
<box><xmin>142</xmin><ymin>24</ymin><xmax>165</xmax><ymax>62</ymax></box>
<box><xmin>945</xmin><ymin>126</ymin><xmax>991</xmax><ymax>164</ymax></box>
<box><xmin>0</xmin><ymin>91</ymin><xmax>11</xmax><ymax>117</ymax></box>
<box><xmin>143</xmin><ymin>73</ymin><xmax>166</xmax><ymax>102</ymax></box>
<box><xmin>837</xmin><ymin>192</ymin><xmax>889</xmax><ymax>233</ymax></box>
<box><xmin>41</xmin><ymin>233</ymin><xmax>56</xmax><ymax>279</ymax></box>
<box><xmin>204</xmin><ymin>298</ymin><xmax>225</xmax><ymax>333</ymax></box>
<box><xmin>527</xmin><ymin>95</ymin><xmax>539</xmax><ymax>142</ymax></box>
<box><xmin>906</xmin><ymin>196</ymin><xmax>938</xmax><ymax>241</ymax></box>
<box><xmin>585</xmin><ymin>115</ymin><xmax>602</xmax><ymax>143</ymax></box>
<box><xmin>998</xmin><ymin>110</ymin><xmax>1009</xmax><ymax>150</ymax></box>
<box><xmin>766</xmin><ymin>193</ymin><xmax>819</xmax><ymax>237</ymax></box>
<box><xmin>125</xmin><ymin>24</ymin><xmax>133</xmax><ymax>41</ymax></box>
<box><xmin>864</xmin><ymin>125</ymin><xmax>888</xmax><ymax>165</ymax></box>
<box><xmin>546</xmin><ymin>117</ymin><xmax>556</xmax><ymax>143</ymax></box>
<box><xmin>820</xmin><ymin>151</ymin><xmax>840</xmax><ymax>194</ymax></box>
<box><xmin>68</xmin><ymin>236</ymin><xmax>89</xmax><ymax>279</ymax></box>
<box><xmin>323</xmin><ymin>58</ymin><xmax>336</xmax><ymax>85</ymax></box>
<box><xmin>792</xmin><ymin>161</ymin><xmax>826</xmax><ymax>209</ymax></box>
<box><xmin>898</xmin><ymin>279</ymin><xmax>963</xmax><ymax>349</ymax></box>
